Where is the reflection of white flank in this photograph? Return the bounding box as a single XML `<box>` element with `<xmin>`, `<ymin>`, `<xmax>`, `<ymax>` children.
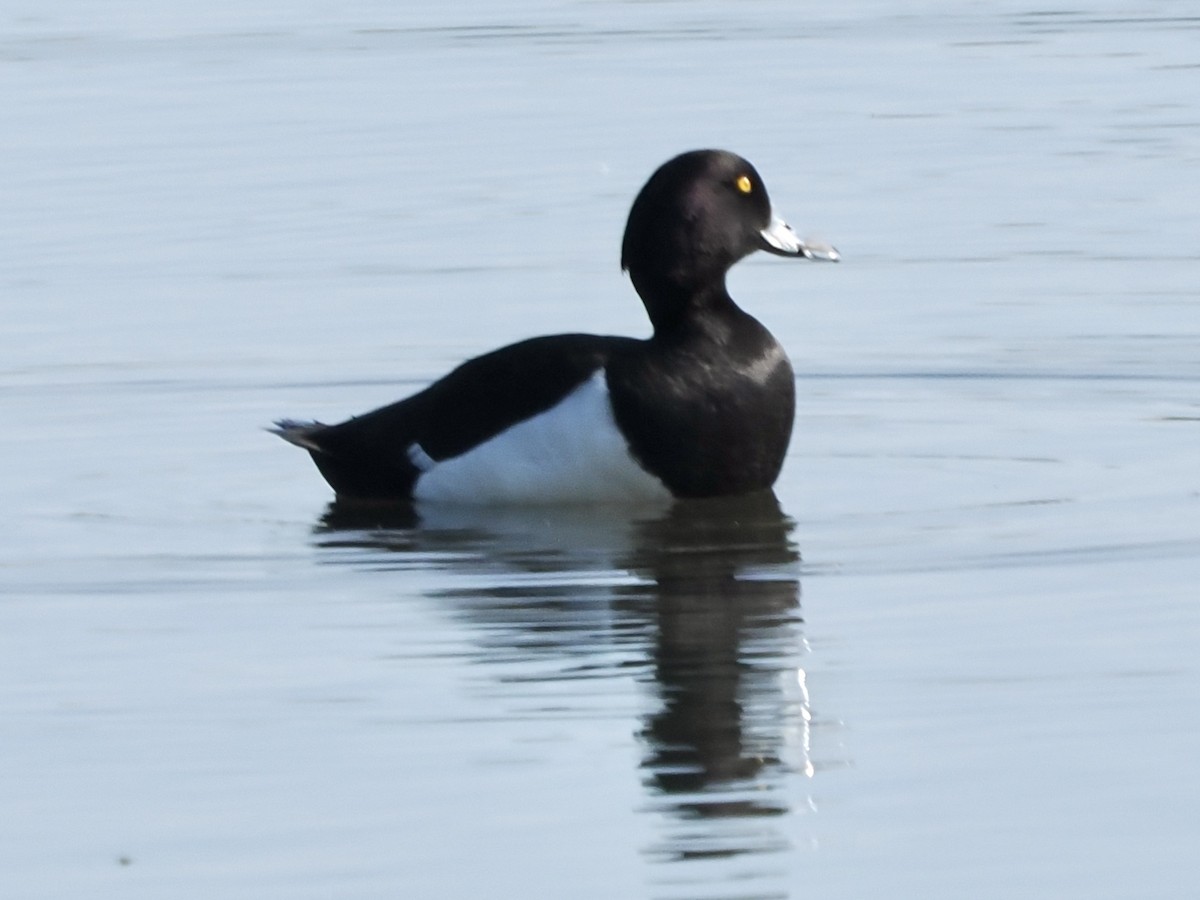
<box><xmin>781</xmin><ymin>636</ymin><xmax>817</xmax><ymax>788</ymax></box>
<box><xmin>411</xmin><ymin>371</ymin><xmax>674</xmax><ymax>505</ymax></box>
<box><xmin>797</xmin><ymin>667</ymin><xmax>815</xmax><ymax>779</ymax></box>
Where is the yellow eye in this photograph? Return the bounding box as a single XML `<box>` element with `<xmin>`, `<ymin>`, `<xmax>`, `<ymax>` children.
<box><xmin>735</xmin><ymin>174</ymin><xmax>753</xmax><ymax>194</ymax></box>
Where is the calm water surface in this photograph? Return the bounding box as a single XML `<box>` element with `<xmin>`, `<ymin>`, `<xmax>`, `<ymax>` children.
<box><xmin>3</xmin><ymin>3</ymin><xmax>1199</xmax><ymax>898</ymax></box>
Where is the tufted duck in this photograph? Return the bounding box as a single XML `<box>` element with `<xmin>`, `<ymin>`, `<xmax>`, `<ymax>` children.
<box><xmin>273</xmin><ymin>150</ymin><xmax>838</xmax><ymax>504</ymax></box>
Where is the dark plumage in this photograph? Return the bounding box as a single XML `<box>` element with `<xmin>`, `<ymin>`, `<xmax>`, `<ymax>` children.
<box><xmin>273</xmin><ymin>149</ymin><xmax>837</xmax><ymax>504</ymax></box>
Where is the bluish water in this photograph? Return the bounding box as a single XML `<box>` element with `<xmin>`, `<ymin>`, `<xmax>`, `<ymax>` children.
<box><xmin>3</xmin><ymin>3</ymin><xmax>1199</xmax><ymax>898</ymax></box>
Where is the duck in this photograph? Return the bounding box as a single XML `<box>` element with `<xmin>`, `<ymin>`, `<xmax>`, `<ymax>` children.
<box><xmin>273</xmin><ymin>149</ymin><xmax>838</xmax><ymax>505</ymax></box>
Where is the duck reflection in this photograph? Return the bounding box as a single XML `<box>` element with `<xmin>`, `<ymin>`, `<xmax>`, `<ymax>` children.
<box><xmin>315</xmin><ymin>491</ymin><xmax>810</xmax><ymax>868</ymax></box>
<box><xmin>620</xmin><ymin>495</ymin><xmax>810</xmax><ymax>867</ymax></box>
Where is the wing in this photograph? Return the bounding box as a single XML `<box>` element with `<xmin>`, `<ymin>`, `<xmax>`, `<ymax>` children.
<box><xmin>275</xmin><ymin>333</ymin><xmax>640</xmax><ymax>501</ymax></box>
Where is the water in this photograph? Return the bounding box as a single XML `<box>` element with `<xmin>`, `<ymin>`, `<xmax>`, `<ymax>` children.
<box><xmin>3</xmin><ymin>3</ymin><xmax>1199</xmax><ymax>898</ymax></box>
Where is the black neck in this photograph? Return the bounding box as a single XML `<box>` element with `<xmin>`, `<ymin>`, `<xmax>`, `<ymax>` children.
<box><xmin>628</xmin><ymin>268</ymin><xmax>738</xmax><ymax>336</ymax></box>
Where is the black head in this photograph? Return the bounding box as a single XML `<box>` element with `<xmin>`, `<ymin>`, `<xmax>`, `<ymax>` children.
<box><xmin>620</xmin><ymin>150</ymin><xmax>837</xmax><ymax>331</ymax></box>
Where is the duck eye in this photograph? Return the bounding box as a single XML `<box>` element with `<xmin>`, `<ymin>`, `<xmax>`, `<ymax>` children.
<box><xmin>735</xmin><ymin>175</ymin><xmax>753</xmax><ymax>194</ymax></box>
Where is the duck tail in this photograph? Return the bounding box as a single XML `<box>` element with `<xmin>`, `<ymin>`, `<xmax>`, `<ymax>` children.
<box><xmin>269</xmin><ymin>419</ymin><xmax>330</xmax><ymax>454</ymax></box>
<box><xmin>270</xmin><ymin>416</ymin><xmax>418</xmax><ymax>501</ymax></box>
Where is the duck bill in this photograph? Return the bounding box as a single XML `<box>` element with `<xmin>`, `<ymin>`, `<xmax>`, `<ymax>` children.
<box><xmin>759</xmin><ymin>213</ymin><xmax>840</xmax><ymax>261</ymax></box>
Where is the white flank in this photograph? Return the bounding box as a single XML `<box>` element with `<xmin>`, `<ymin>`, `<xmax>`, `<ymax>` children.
<box><xmin>410</xmin><ymin>371</ymin><xmax>672</xmax><ymax>505</ymax></box>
